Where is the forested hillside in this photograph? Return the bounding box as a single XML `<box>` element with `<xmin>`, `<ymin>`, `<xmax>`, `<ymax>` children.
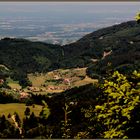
<box><xmin>63</xmin><ymin>21</ymin><xmax>140</xmax><ymax>77</ymax></box>
<box><xmin>0</xmin><ymin>20</ymin><xmax>140</xmax><ymax>138</ymax></box>
<box><xmin>0</xmin><ymin>21</ymin><xmax>140</xmax><ymax>81</ymax></box>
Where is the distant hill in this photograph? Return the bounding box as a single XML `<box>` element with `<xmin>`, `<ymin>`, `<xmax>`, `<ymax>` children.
<box><xmin>62</xmin><ymin>20</ymin><xmax>140</xmax><ymax>77</ymax></box>
<box><xmin>0</xmin><ymin>20</ymin><xmax>140</xmax><ymax>81</ymax></box>
<box><xmin>0</xmin><ymin>38</ymin><xmax>63</xmax><ymax>80</ymax></box>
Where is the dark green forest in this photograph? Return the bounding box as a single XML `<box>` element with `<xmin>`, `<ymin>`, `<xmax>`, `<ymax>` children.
<box><xmin>1</xmin><ymin>21</ymin><xmax>140</xmax><ymax>82</ymax></box>
<box><xmin>0</xmin><ymin>71</ymin><xmax>140</xmax><ymax>138</ymax></box>
<box><xmin>0</xmin><ymin>20</ymin><xmax>140</xmax><ymax>138</ymax></box>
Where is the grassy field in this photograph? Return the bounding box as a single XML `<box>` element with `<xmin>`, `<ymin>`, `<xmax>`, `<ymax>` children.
<box><xmin>74</xmin><ymin>76</ymin><xmax>98</xmax><ymax>87</ymax></box>
<box><xmin>27</xmin><ymin>67</ymin><xmax>97</xmax><ymax>93</ymax></box>
<box><xmin>0</xmin><ymin>103</ymin><xmax>42</xmax><ymax>119</ymax></box>
<box><xmin>28</xmin><ymin>73</ymin><xmax>46</xmax><ymax>87</ymax></box>
<box><xmin>6</xmin><ymin>77</ymin><xmax>21</xmax><ymax>90</ymax></box>
<box><xmin>8</xmin><ymin>83</ymin><xmax>21</xmax><ymax>90</ymax></box>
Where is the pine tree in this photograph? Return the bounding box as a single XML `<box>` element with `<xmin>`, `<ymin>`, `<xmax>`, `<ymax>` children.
<box><xmin>24</xmin><ymin>107</ymin><xmax>30</xmax><ymax>117</ymax></box>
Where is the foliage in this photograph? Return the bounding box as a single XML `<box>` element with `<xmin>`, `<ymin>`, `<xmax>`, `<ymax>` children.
<box><xmin>0</xmin><ymin>38</ymin><xmax>63</xmax><ymax>80</ymax></box>
<box><xmin>0</xmin><ymin>115</ymin><xmax>20</xmax><ymax>138</ymax></box>
<box><xmin>39</xmin><ymin>100</ymin><xmax>50</xmax><ymax>119</ymax></box>
<box><xmin>0</xmin><ymin>21</ymin><xmax>140</xmax><ymax>81</ymax></box>
<box><xmin>0</xmin><ymin>65</ymin><xmax>11</xmax><ymax>78</ymax></box>
<box><xmin>0</xmin><ymin>89</ymin><xmax>19</xmax><ymax>103</ymax></box>
<box><xmin>0</xmin><ymin>20</ymin><xmax>140</xmax><ymax>138</ymax></box>
<box><xmin>61</xmin><ymin>103</ymin><xmax>72</xmax><ymax>139</ymax></box>
<box><xmin>84</xmin><ymin>71</ymin><xmax>140</xmax><ymax>139</ymax></box>
<box><xmin>135</xmin><ymin>12</ymin><xmax>140</xmax><ymax>23</ymax></box>
<box><xmin>19</xmin><ymin>78</ymin><xmax>32</xmax><ymax>88</ymax></box>
<box><xmin>0</xmin><ymin>70</ymin><xmax>140</xmax><ymax>138</ymax></box>
<box><xmin>24</xmin><ymin>107</ymin><xmax>30</xmax><ymax>117</ymax></box>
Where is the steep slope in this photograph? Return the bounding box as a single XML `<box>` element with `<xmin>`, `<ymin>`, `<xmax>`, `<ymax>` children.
<box><xmin>0</xmin><ymin>20</ymin><xmax>140</xmax><ymax>81</ymax></box>
<box><xmin>0</xmin><ymin>38</ymin><xmax>63</xmax><ymax>80</ymax></box>
<box><xmin>63</xmin><ymin>20</ymin><xmax>139</xmax><ymax>58</ymax></box>
<box><xmin>62</xmin><ymin>20</ymin><xmax>140</xmax><ymax>76</ymax></box>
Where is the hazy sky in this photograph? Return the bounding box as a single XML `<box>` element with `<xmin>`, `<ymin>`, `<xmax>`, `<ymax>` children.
<box><xmin>0</xmin><ymin>2</ymin><xmax>140</xmax><ymax>15</ymax></box>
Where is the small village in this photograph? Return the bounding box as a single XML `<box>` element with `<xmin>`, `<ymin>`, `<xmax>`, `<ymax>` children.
<box><xmin>0</xmin><ymin>67</ymin><xmax>97</xmax><ymax>102</ymax></box>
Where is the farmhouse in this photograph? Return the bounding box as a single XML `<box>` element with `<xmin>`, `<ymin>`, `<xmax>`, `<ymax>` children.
<box><xmin>19</xmin><ymin>92</ymin><xmax>29</xmax><ymax>99</ymax></box>
<box><xmin>0</xmin><ymin>79</ymin><xmax>4</xmax><ymax>85</ymax></box>
<box><xmin>63</xmin><ymin>78</ymin><xmax>71</xmax><ymax>85</ymax></box>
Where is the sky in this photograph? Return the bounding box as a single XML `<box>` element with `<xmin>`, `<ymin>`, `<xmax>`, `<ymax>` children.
<box><xmin>0</xmin><ymin>2</ymin><xmax>140</xmax><ymax>16</ymax></box>
<box><xmin>0</xmin><ymin>2</ymin><xmax>139</xmax><ymax>23</ymax></box>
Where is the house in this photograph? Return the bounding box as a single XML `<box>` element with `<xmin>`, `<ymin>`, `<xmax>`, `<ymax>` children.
<box><xmin>63</xmin><ymin>78</ymin><xmax>71</xmax><ymax>86</ymax></box>
<box><xmin>19</xmin><ymin>92</ymin><xmax>29</xmax><ymax>99</ymax></box>
<box><xmin>28</xmin><ymin>86</ymin><xmax>40</xmax><ymax>92</ymax></box>
<box><xmin>0</xmin><ymin>79</ymin><xmax>4</xmax><ymax>85</ymax></box>
<box><xmin>47</xmin><ymin>86</ymin><xmax>55</xmax><ymax>90</ymax></box>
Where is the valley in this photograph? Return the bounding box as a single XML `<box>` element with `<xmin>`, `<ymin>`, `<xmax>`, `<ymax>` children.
<box><xmin>0</xmin><ymin>20</ymin><xmax>140</xmax><ymax>139</ymax></box>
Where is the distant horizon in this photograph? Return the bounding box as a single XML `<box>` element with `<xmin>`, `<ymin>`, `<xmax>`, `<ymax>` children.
<box><xmin>0</xmin><ymin>2</ymin><xmax>140</xmax><ymax>45</ymax></box>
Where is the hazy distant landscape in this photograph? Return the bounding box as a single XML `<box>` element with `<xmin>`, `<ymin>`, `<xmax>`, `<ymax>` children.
<box><xmin>0</xmin><ymin>2</ymin><xmax>140</xmax><ymax>139</ymax></box>
<box><xmin>0</xmin><ymin>2</ymin><xmax>139</xmax><ymax>45</ymax></box>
